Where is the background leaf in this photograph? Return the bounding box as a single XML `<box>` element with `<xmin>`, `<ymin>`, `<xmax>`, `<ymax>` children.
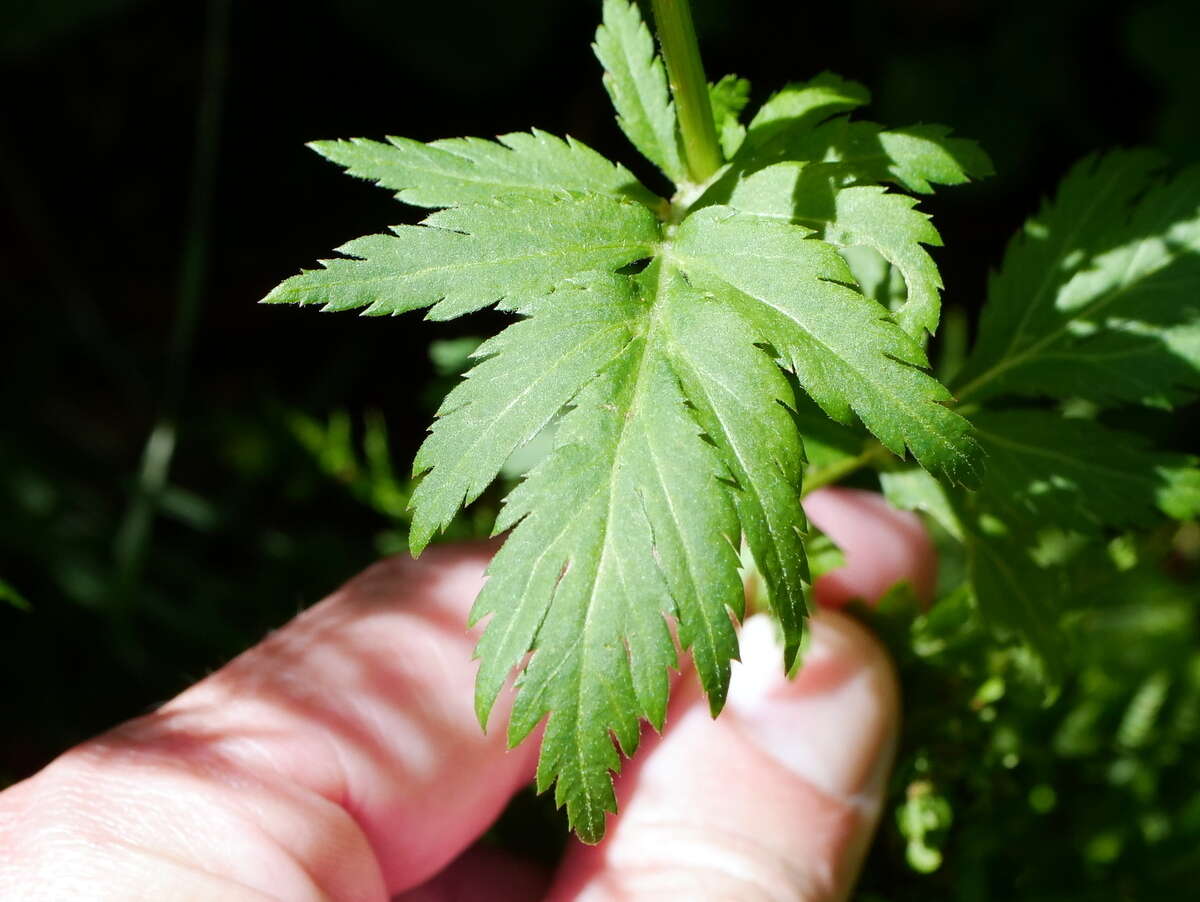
<box><xmin>956</xmin><ymin>151</ymin><xmax>1200</xmax><ymax>407</ymax></box>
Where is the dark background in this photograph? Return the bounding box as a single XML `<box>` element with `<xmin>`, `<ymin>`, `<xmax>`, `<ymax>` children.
<box><xmin>2</xmin><ymin>0</ymin><xmax>1199</xmax><ymax>895</ymax></box>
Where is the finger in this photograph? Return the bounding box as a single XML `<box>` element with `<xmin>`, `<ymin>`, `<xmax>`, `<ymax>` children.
<box><xmin>546</xmin><ymin>610</ymin><xmax>900</xmax><ymax>902</ymax></box>
<box><xmin>804</xmin><ymin>487</ymin><xmax>938</xmax><ymax>607</ymax></box>
<box><xmin>0</xmin><ymin>544</ymin><xmax>538</xmax><ymax>900</ymax></box>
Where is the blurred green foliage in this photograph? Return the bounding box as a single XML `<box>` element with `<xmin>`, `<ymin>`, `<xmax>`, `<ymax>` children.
<box><xmin>858</xmin><ymin>524</ymin><xmax>1200</xmax><ymax>898</ymax></box>
<box><xmin>2</xmin><ymin>0</ymin><xmax>1199</xmax><ymax>894</ymax></box>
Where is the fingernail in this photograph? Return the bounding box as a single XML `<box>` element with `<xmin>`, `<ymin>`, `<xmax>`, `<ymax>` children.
<box><xmin>726</xmin><ymin>613</ymin><xmax>899</xmax><ymax>804</ymax></box>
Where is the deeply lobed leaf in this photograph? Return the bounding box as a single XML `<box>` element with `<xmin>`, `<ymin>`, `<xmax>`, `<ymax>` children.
<box><xmin>722</xmin><ymin>167</ymin><xmax>945</xmax><ymax>336</ymax></box>
<box><xmin>663</xmin><ymin>297</ymin><xmax>809</xmax><ymax>668</ymax></box>
<box><xmin>693</xmin><ymin>73</ymin><xmax>990</xmax><ymax>339</ymax></box>
<box><xmin>956</xmin><ymin>151</ymin><xmax>1200</xmax><ymax>407</ymax></box>
<box><xmin>264</xmin><ymin>1</ymin><xmax>990</xmax><ymax>841</ymax></box>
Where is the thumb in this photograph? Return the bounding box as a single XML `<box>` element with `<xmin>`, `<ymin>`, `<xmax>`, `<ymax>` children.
<box><xmin>545</xmin><ymin>610</ymin><xmax>899</xmax><ymax>902</ymax></box>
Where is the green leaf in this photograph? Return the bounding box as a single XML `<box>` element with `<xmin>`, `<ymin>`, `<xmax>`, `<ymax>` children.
<box><xmin>309</xmin><ymin>130</ymin><xmax>659</xmax><ymax>209</ymax></box>
<box><xmin>670</xmin><ymin>207</ymin><xmax>982</xmax><ymax>485</ymax></box>
<box><xmin>726</xmin><ymin>70</ymin><xmax>990</xmax><ymax>195</ymax></box>
<box><xmin>965</xmin><ymin>527</ymin><xmax>1068</xmax><ymax>685</ymax></box>
<box><xmin>724</xmin><ymin>165</ymin><xmax>945</xmax><ymax>337</ymax></box>
<box><xmin>740</xmin><ymin>72</ymin><xmax>871</xmax><ymax>158</ymax></box>
<box><xmin>760</xmin><ymin>119</ymin><xmax>993</xmax><ymax>194</ymax></box>
<box><xmin>262</xmin><ymin>193</ymin><xmax>658</xmax><ymax>318</ymax></box>
<box><xmin>444</xmin><ymin>217</ymin><xmax>971</xmax><ymax>837</ymax></box>
<box><xmin>956</xmin><ymin>151</ymin><xmax>1200</xmax><ymax>406</ymax></box>
<box><xmin>917</xmin><ymin>404</ymin><xmax>1199</xmax><ymax>678</ymax></box>
<box><xmin>593</xmin><ymin>0</ymin><xmax>686</xmax><ymax>184</ymax></box>
<box><xmin>972</xmin><ymin>409</ymin><xmax>1200</xmax><ymax>532</ymax></box>
<box><xmin>942</xmin><ymin>152</ymin><xmax>1200</xmax><ymax>688</ymax></box>
<box><xmin>709</xmin><ymin>73</ymin><xmax>751</xmax><ymax>159</ymax></box>
<box><xmin>664</xmin><ymin>295</ymin><xmax>809</xmax><ymax>667</ymax></box>
<box><xmin>409</xmin><ymin>273</ymin><xmax>642</xmax><ymax>551</ymax></box>
<box><xmin>821</xmin><ymin>186</ymin><xmax>944</xmax><ymax>337</ymax></box>
<box><xmin>470</xmin><ymin>266</ymin><xmax>747</xmax><ymax>842</ymax></box>
<box><xmin>856</xmin><ymin>124</ymin><xmax>994</xmax><ymax>194</ymax></box>
<box><xmin>686</xmin><ymin>78</ymin><xmax>987</xmax><ymax>340</ymax></box>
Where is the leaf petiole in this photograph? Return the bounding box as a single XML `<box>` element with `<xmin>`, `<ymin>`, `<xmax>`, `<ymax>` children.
<box><xmin>802</xmin><ymin>441</ymin><xmax>894</xmax><ymax>496</ymax></box>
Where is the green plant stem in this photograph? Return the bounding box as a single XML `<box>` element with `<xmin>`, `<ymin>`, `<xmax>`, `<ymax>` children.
<box><xmin>650</xmin><ymin>0</ymin><xmax>722</xmax><ymax>183</ymax></box>
<box><xmin>802</xmin><ymin>441</ymin><xmax>893</xmax><ymax>496</ymax></box>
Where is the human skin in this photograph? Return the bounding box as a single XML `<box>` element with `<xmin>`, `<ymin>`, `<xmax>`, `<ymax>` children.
<box><xmin>0</xmin><ymin>488</ymin><xmax>932</xmax><ymax>901</ymax></box>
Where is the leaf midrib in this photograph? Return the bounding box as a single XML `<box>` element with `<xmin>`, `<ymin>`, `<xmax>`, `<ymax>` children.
<box><xmin>277</xmin><ymin>239</ymin><xmax>653</xmax><ymax>298</ymax></box>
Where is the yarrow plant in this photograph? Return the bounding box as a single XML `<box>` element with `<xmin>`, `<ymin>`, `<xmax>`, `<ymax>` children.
<box><xmin>265</xmin><ymin>0</ymin><xmax>1200</xmax><ymax>843</ymax></box>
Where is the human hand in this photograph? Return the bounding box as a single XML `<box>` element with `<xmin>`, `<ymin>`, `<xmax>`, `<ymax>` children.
<box><xmin>0</xmin><ymin>488</ymin><xmax>933</xmax><ymax>901</ymax></box>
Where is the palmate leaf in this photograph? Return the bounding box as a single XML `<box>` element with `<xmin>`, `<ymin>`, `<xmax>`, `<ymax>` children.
<box><xmin>265</xmin><ymin>197</ymin><xmax>975</xmax><ymax>838</ymax></box>
<box><xmin>956</xmin><ymin>151</ymin><xmax>1200</xmax><ymax>406</ymax></box>
<box><xmin>888</xmin><ymin>405</ymin><xmax>1200</xmax><ymax>680</ymax></box>
<box><xmin>264</xmin><ymin>0</ymin><xmax>984</xmax><ymax>842</ymax></box>
<box><xmin>923</xmin><ymin>152</ymin><xmax>1200</xmax><ymax>677</ymax></box>
<box><xmin>972</xmin><ymin>409</ymin><xmax>1200</xmax><ymax>532</ymax></box>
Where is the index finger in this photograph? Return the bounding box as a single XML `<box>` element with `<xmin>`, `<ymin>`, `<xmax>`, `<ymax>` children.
<box><xmin>0</xmin><ymin>544</ymin><xmax>537</xmax><ymax>899</ymax></box>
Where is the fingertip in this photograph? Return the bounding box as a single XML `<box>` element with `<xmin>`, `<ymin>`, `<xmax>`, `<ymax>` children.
<box><xmin>729</xmin><ymin>611</ymin><xmax>900</xmax><ymax>805</ymax></box>
<box><xmin>804</xmin><ymin>487</ymin><xmax>937</xmax><ymax>609</ymax></box>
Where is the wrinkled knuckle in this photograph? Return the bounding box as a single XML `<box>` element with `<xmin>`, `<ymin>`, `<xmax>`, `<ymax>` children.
<box><xmin>2</xmin><ymin>742</ymin><xmax>370</xmax><ymax>901</ymax></box>
<box><xmin>10</xmin><ymin>755</ymin><xmax>117</xmax><ymax>841</ymax></box>
<box><xmin>0</xmin><ymin>768</ymin><xmax>129</xmax><ymax>893</ymax></box>
<box><xmin>602</xmin><ymin>820</ymin><xmax>838</xmax><ymax>902</ymax></box>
